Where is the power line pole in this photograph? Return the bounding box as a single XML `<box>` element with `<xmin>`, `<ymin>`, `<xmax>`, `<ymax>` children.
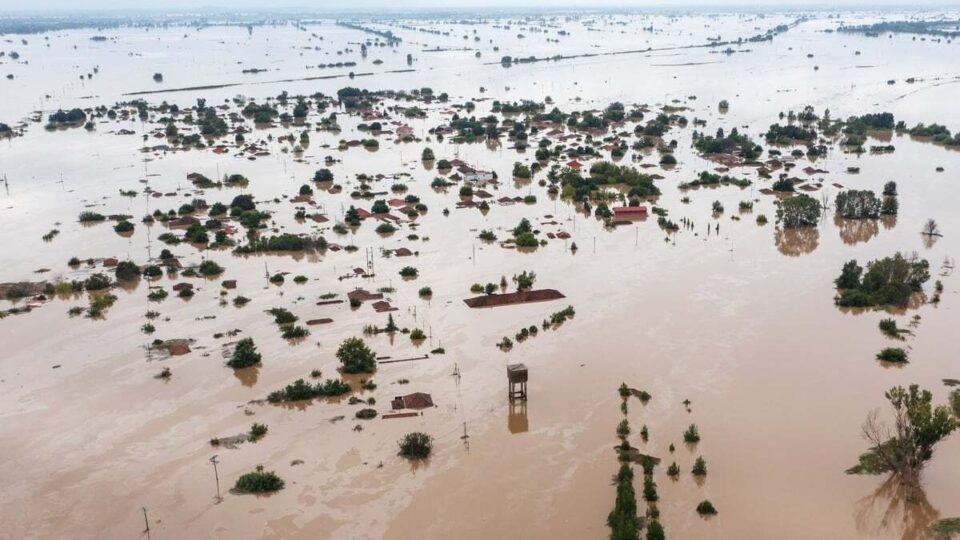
<box><xmin>210</xmin><ymin>455</ymin><xmax>221</xmax><ymax>498</ymax></box>
<box><xmin>141</xmin><ymin>507</ymin><xmax>150</xmax><ymax>534</ymax></box>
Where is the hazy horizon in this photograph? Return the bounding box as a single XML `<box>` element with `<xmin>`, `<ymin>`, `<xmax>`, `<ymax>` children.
<box><xmin>2</xmin><ymin>0</ymin><xmax>960</xmax><ymax>14</ymax></box>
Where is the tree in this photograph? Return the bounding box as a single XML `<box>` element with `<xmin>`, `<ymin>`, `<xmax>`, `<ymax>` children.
<box><xmin>385</xmin><ymin>314</ymin><xmax>398</xmax><ymax>332</ymax></box>
<box><xmin>513</xmin><ymin>270</ymin><xmax>536</xmax><ymax>291</ymax></box>
<box><xmin>835</xmin><ymin>260</ymin><xmax>863</xmax><ymax>289</ymax></box>
<box><xmin>337</xmin><ymin>337</ymin><xmax>376</xmax><ymax>373</ymax></box>
<box><xmin>227</xmin><ymin>338</ymin><xmax>261</xmax><ymax>368</ymax></box>
<box><xmin>371</xmin><ymin>199</ymin><xmax>389</xmax><ymax>214</ymax></box>
<box><xmin>922</xmin><ymin>219</ymin><xmax>941</xmax><ymax>237</ymax></box>
<box><xmin>848</xmin><ymin>385</ymin><xmax>957</xmax><ymax>494</ymax></box>
<box><xmin>115</xmin><ymin>261</ymin><xmax>140</xmax><ymax>281</ymax></box>
<box><xmin>514</xmin><ymin>232</ymin><xmax>538</xmax><ymax>247</ymax></box>
<box><xmin>230</xmin><ymin>194</ymin><xmax>256</xmax><ymax>211</ymax></box>
<box><xmin>398</xmin><ymin>432</ymin><xmax>432</xmax><ymax>458</ymax></box>
<box><xmin>513</xmin><ymin>162</ymin><xmax>532</xmax><ymax>178</ymax></box>
<box><xmin>776</xmin><ymin>194</ymin><xmax>821</xmax><ymax>228</ymax></box>
<box><xmin>835</xmin><ymin>253</ymin><xmax>929</xmax><ymax>307</ymax></box>
<box><xmin>881</xmin><ymin>195</ymin><xmax>898</xmax><ymax>216</ymax></box>
<box><xmin>835</xmin><ymin>190</ymin><xmax>881</xmax><ymax>219</ymax></box>
<box><xmin>608</xmin><ymin>464</ymin><xmax>638</xmax><ymax>540</ymax></box>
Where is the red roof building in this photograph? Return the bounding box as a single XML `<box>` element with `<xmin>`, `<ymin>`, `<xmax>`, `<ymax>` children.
<box><xmin>391</xmin><ymin>392</ymin><xmax>434</xmax><ymax>410</ymax></box>
<box><xmin>612</xmin><ymin>206</ymin><xmax>648</xmax><ymax>217</ymax></box>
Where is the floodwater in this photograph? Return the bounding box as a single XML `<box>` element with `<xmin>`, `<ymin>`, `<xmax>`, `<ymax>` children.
<box><xmin>2</xmin><ymin>10</ymin><xmax>960</xmax><ymax>540</ymax></box>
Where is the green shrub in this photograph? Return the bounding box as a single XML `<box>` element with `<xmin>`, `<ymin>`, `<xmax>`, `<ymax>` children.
<box><xmin>86</xmin><ymin>293</ymin><xmax>118</xmax><ymax>318</ymax></box>
<box><xmin>268</xmin><ymin>307</ymin><xmax>298</xmax><ymax>325</ymax></box>
<box><xmin>399</xmin><ymin>266</ymin><xmax>418</xmax><ymax>278</ymax></box>
<box><xmin>836</xmin><ymin>289</ymin><xmax>873</xmax><ymax>307</ymax></box>
<box><xmin>356</xmin><ymin>408</ymin><xmax>378</xmax><ymax>420</ymax></box>
<box><xmin>372</xmin><ymin>222</ymin><xmax>395</xmax><ymax>235</ymax></box>
<box><xmin>418</xmin><ymin>286</ymin><xmax>432</xmax><ymax>298</ymax></box>
<box><xmin>148</xmin><ymin>288</ymin><xmax>168</xmax><ymax>301</ymax></box>
<box><xmin>234</xmin><ymin>467</ymin><xmax>284</xmax><ymax>493</ymax></box>
<box><xmin>249</xmin><ymin>423</ymin><xmax>268</xmax><ymax>440</ymax></box>
<box><xmin>410</xmin><ymin>328</ymin><xmax>426</xmax><ymax>340</ymax></box>
<box><xmin>281</xmin><ymin>325</ymin><xmax>309</xmax><ymax>339</ymax></box>
<box><xmin>79</xmin><ymin>211</ymin><xmax>106</xmax><ymax>222</ymax></box>
<box><xmin>199</xmin><ymin>260</ymin><xmax>224</xmax><ymax>276</ymax></box>
<box><xmin>114</xmin><ymin>220</ymin><xmax>134</xmax><ymax>233</ymax></box>
<box><xmin>876</xmin><ymin>347</ymin><xmax>908</xmax><ymax>363</ymax></box>
<box><xmin>683</xmin><ymin>424</ymin><xmax>700</xmax><ymax>443</ymax></box>
<box><xmin>879</xmin><ymin>318</ymin><xmax>901</xmax><ymax>338</ymax></box>
<box><xmin>514</xmin><ymin>232</ymin><xmax>538</xmax><ymax>247</ymax></box>
<box><xmin>696</xmin><ymin>500</ymin><xmax>717</xmax><ymax>515</ymax></box>
<box><xmin>667</xmin><ymin>462</ymin><xmax>680</xmax><ymax>477</ymax></box>
<box><xmin>692</xmin><ymin>456</ymin><xmax>707</xmax><ymax>476</ymax></box>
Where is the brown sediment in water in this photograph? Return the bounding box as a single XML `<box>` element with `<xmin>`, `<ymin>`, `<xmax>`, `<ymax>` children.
<box><xmin>2</xmin><ymin>13</ymin><xmax>960</xmax><ymax>540</ymax></box>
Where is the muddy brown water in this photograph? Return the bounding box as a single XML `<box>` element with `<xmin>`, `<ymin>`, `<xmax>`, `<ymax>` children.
<box><xmin>2</xmin><ymin>12</ymin><xmax>960</xmax><ymax>540</ymax></box>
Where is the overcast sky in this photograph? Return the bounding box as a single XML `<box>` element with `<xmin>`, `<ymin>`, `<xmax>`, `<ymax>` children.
<box><xmin>2</xmin><ymin>0</ymin><xmax>958</xmax><ymax>12</ymax></box>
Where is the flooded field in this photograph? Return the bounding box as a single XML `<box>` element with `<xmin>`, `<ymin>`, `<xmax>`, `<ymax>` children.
<box><xmin>2</xmin><ymin>9</ymin><xmax>960</xmax><ymax>540</ymax></box>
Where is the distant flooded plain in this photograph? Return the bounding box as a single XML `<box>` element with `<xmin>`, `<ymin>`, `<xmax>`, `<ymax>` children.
<box><xmin>1</xmin><ymin>10</ymin><xmax>960</xmax><ymax>540</ymax></box>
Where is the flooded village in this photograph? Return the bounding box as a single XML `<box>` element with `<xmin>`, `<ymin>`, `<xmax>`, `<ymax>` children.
<box><xmin>1</xmin><ymin>6</ymin><xmax>960</xmax><ymax>539</ymax></box>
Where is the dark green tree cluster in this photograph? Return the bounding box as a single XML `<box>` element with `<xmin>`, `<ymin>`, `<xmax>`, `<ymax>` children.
<box><xmin>337</xmin><ymin>337</ymin><xmax>377</xmax><ymax>373</ymax></box>
<box><xmin>227</xmin><ymin>338</ymin><xmax>261</xmax><ymax>369</ymax></box>
<box><xmin>835</xmin><ymin>190</ymin><xmax>881</xmax><ymax>219</ymax></box>
<box><xmin>764</xmin><ymin>123</ymin><xmax>816</xmax><ymax>143</ymax></box>
<box><xmin>608</xmin><ymin>463</ymin><xmax>640</xmax><ymax>540</ymax></box>
<box><xmin>398</xmin><ymin>432</ymin><xmax>433</xmax><ymax>459</ymax></box>
<box><xmin>835</xmin><ymin>253</ymin><xmax>930</xmax><ymax>307</ymax></box>
<box><xmin>776</xmin><ymin>194</ymin><xmax>821</xmax><ymax>228</ymax></box>
<box><xmin>266</xmin><ymin>378</ymin><xmax>350</xmax><ymax>402</ymax></box>
<box><xmin>693</xmin><ymin>127</ymin><xmax>760</xmax><ymax>159</ymax></box>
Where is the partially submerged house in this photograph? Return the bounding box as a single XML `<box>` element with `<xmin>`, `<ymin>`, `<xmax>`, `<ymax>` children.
<box><xmin>391</xmin><ymin>392</ymin><xmax>434</xmax><ymax>410</ymax></box>
<box><xmin>612</xmin><ymin>206</ymin><xmax>648</xmax><ymax>218</ymax></box>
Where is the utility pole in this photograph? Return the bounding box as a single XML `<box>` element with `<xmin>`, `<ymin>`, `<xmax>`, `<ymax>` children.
<box><xmin>141</xmin><ymin>507</ymin><xmax>150</xmax><ymax>534</ymax></box>
<box><xmin>210</xmin><ymin>455</ymin><xmax>221</xmax><ymax>498</ymax></box>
